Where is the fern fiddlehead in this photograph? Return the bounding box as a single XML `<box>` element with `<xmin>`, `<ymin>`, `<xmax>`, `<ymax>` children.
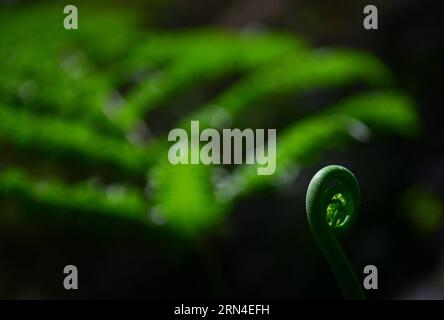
<box><xmin>306</xmin><ymin>165</ymin><xmax>365</xmax><ymax>299</ymax></box>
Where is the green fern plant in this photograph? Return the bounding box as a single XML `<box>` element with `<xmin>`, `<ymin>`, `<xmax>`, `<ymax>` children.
<box><xmin>306</xmin><ymin>165</ymin><xmax>365</xmax><ymax>300</ymax></box>
<box><xmin>0</xmin><ymin>4</ymin><xmax>420</xmax><ymax>236</ymax></box>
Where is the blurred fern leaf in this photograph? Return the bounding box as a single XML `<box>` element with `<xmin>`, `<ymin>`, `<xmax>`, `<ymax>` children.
<box><xmin>0</xmin><ymin>4</ymin><xmax>420</xmax><ymax>235</ymax></box>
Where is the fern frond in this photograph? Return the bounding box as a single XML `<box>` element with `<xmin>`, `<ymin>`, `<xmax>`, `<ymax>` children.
<box><xmin>0</xmin><ymin>4</ymin><xmax>421</xmax><ymax>236</ymax></box>
<box><xmin>0</xmin><ymin>168</ymin><xmax>150</xmax><ymax>221</ymax></box>
<box><xmin>219</xmin><ymin>91</ymin><xmax>418</xmax><ymax>199</ymax></box>
<box><xmin>191</xmin><ymin>49</ymin><xmax>393</xmax><ymax>128</ymax></box>
<box><xmin>113</xmin><ymin>32</ymin><xmax>306</xmax><ymax>131</ymax></box>
<box><xmin>0</xmin><ymin>105</ymin><xmax>156</xmax><ymax>175</ymax></box>
<box><xmin>150</xmin><ymin>160</ymin><xmax>226</xmax><ymax>235</ymax></box>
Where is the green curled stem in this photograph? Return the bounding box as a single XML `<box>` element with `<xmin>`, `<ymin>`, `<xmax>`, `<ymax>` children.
<box><xmin>306</xmin><ymin>165</ymin><xmax>365</xmax><ymax>300</ymax></box>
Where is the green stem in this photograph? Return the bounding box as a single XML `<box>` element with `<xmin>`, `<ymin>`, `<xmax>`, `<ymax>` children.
<box><xmin>306</xmin><ymin>165</ymin><xmax>365</xmax><ymax>300</ymax></box>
